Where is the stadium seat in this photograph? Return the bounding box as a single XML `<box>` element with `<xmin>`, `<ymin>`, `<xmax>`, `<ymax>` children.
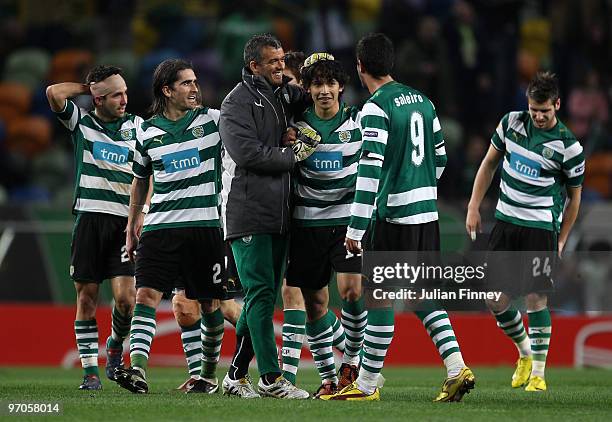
<box><xmin>31</xmin><ymin>145</ymin><xmax>71</xmax><ymax>192</ymax></box>
<box><xmin>0</xmin><ymin>82</ymin><xmax>32</xmax><ymax>124</ymax></box>
<box><xmin>49</xmin><ymin>49</ymin><xmax>94</xmax><ymax>83</ymax></box>
<box><xmin>584</xmin><ymin>153</ymin><xmax>612</xmax><ymax>198</ymax></box>
<box><xmin>5</xmin><ymin>116</ymin><xmax>52</xmax><ymax>158</ymax></box>
<box><xmin>2</xmin><ymin>48</ymin><xmax>51</xmax><ymax>90</ymax></box>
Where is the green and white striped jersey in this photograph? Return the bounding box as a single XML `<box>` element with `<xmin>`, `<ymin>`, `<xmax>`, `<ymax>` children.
<box><xmin>55</xmin><ymin>99</ymin><xmax>141</xmax><ymax>217</ymax></box>
<box><xmin>347</xmin><ymin>81</ymin><xmax>447</xmax><ymax>241</ymax></box>
<box><xmin>293</xmin><ymin>103</ymin><xmax>362</xmax><ymax>227</ymax></box>
<box><xmin>491</xmin><ymin>111</ymin><xmax>585</xmax><ymax>232</ymax></box>
<box><xmin>133</xmin><ymin>107</ymin><xmax>222</xmax><ymax>232</ymax></box>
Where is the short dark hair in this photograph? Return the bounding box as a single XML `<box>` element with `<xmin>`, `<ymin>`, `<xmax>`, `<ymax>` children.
<box><xmin>85</xmin><ymin>65</ymin><xmax>122</xmax><ymax>84</ymax></box>
<box><xmin>301</xmin><ymin>59</ymin><xmax>349</xmax><ymax>90</ymax></box>
<box><xmin>284</xmin><ymin>51</ymin><xmax>305</xmax><ymax>83</ymax></box>
<box><xmin>526</xmin><ymin>71</ymin><xmax>560</xmax><ymax>103</ymax></box>
<box><xmin>356</xmin><ymin>33</ymin><xmax>394</xmax><ymax>78</ymax></box>
<box><xmin>243</xmin><ymin>34</ymin><xmax>282</xmax><ymax>66</ymax></box>
<box><xmin>148</xmin><ymin>58</ymin><xmax>194</xmax><ymax>117</ymax></box>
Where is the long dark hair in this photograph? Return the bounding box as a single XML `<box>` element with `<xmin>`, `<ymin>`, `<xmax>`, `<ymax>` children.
<box><xmin>148</xmin><ymin>59</ymin><xmax>193</xmax><ymax>117</ymax></box>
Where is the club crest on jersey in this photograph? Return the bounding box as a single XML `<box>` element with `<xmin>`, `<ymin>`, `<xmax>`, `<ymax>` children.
<box><xmin>120</xmin><ymin>129</ymin><xmax>132</xmax><ymax>141</ymax></box>
<box><xmin>191</xmin><ymin>126</ymin><xmax>205</xmax><ymax>138</ymax></box>
<box><xmin>542</xmin><ymin>147</ymin><xmax>554</xmax><ymax>159</ymax></box>
<box><xmin>338</xmin><ymin>130</ymin><xmax>351</xmax><ymax>143</ymax></box>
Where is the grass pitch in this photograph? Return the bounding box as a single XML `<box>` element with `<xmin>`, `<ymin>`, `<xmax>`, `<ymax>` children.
<box><xmin>0</xmin><ymin>366</ymin><xmax>611</xmax><ymax>421</ymax></box>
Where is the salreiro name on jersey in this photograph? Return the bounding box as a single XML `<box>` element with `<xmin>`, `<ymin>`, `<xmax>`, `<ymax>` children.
<box><xmin>348</xmin><ymin>82</ymin><xmax>447</xmax><ymax>240</ymax></box>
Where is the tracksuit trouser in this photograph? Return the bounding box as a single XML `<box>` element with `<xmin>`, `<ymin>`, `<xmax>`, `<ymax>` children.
<box><xmin>231</xmin><ymin>233</ymin><xmax>287</xmax><ymax>376</ymax></box>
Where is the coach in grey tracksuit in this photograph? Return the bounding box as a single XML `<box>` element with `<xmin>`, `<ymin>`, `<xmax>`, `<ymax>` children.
<box><xmin>220</xmin><ymin>69</ymin><xmax>301</xmax><ymax>239</ymax></box>
<box><xmin>219</xmin><ymin>34</ymin><xmax>307</xmax><ymax>387</ymax></box>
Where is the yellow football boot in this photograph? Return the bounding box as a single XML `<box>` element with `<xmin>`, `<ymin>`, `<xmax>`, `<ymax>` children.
<box><xmin>434</xmin><ymin>367</ymin><xmax>476</xmax><ymax>402</ymax></box>
<box><xmin>511</xmin><ymin>356</ymin><xmax>533</xmax><ymax>388</ymax></box>
<box><xmin>322</xmin><ymin>381</ymin><xmax>380</xmax><ymax>401</ymax></box>
<box><xmin>525</xmin><ymin>376</ymin><xmax>547</xmax><ymax>392</ymax></box>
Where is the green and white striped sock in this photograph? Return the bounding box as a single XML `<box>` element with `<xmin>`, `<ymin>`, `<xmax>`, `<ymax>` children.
<box><xmin>201</xmin><ymin>308</ymin><xmax>224</xmax><ymax>380</ymax></box>
<box><xmin>528</xmin><ymin>308</ymin><xmax>552</xmax><ymax>378</ymax></box>
<box><xmin>75</xmin><ymin>319</ymin><xmax>99</xmax><ymax>376</ymax></box>
<box><xmin>281</xmin><ymin>309</ymin><xmax>306</xmax><ymax>385</ymax></box>
<box><xmin>328</xmin><ymin>310</ymin><xmax>345</xmax><ymax>352</ymax></box>
<box><xmin>306</xmin><ymin>313</ymin><xmax>338</xmax><ymax>383</ymax></box>
<box><xmin>494</xmin><ymin>305</ymin><xmax>532</xmax><ymax>357</ymax></box>
<box><xmin>357</xmin><ymin>307</ymin><xmax>394</xmax><ymax>394</ymax></box>
<box><xmin>416</xmin><ymin>308</ymin><xmax>464</xmax><ymax>377</ymax></box>
<box><xmin>341</xmin><ymin>297</ymin><xmax>366</xmax><ymax>365</ymax></box>
<box><xmin>180</xmin><ymin>319</ymin><xmax>202</xmax><ymax>377</ymax></box>
<box><xmin>108</xmin><ymin>305</ymin><xmax>131</xmax><ymax>349</ymax></box>
<box><xmin>129</xmin><ymin>304</ymin><xmax>156</xmax><ymax>372</ymax></box>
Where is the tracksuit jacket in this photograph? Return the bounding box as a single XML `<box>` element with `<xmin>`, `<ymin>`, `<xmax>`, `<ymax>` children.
<box><xmin>219</xmin><ymin>67</ymin><xmax>306</xmax><ymax>240</ymax></box>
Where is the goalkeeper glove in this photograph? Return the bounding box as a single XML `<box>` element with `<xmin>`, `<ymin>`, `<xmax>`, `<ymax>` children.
<box><xmin>292</xmin><ymin>121</ymin><xmax>321</xmax><ymax>161</ymax></box>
